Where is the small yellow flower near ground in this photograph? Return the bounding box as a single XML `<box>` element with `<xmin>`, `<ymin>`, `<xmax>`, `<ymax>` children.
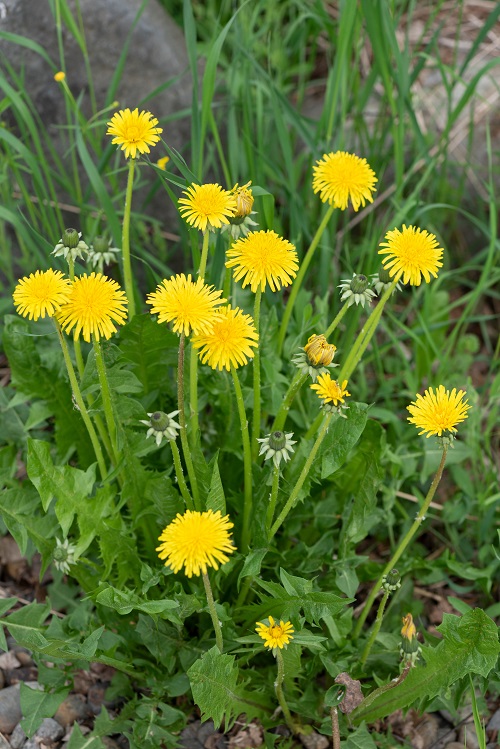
<box><xmin>178</xmin><ymin>183</ymin><xmax>237</xmax><ymax>232</ymax></box>
<box><xmin>54</xmin><ymin>71</ymin><xmax>66</xmax><ymax>82</ymax></box>
<box><xmin>146</xmin><ymin>273</ymin><xmax>225</xmax><ymax>337</ymax></box>
<box><xmin>226</xmin><ymin>230</ymin><xmax>299</xmax><ymax>293</ymax></box>
<box><xmin>13</xmin><ymin>269</ymin><xmax>71</xmax><ymax>321</ymax></box>
<box><xmin>191</xmin><ymin>305</ymin><xmax>259</xmax><ymax>371</ymax></box>
<box><xmin>256</xmin><ymin>616</ymin><xmax>294</xmax><ymax>650</ymax></box>
<box><xmin>106</xmin><ymin>108</ymin><xmax>162</xmax><ymax>159</ymax></box>
<box><xmin>156</xmin><ymin>509</ymin><xmax>236</xmax><ymax>578</ymax></box>
<box><xmin>157</xmin><ymin>156</ymin><xmax>170</xmax><ymax>170</ymax></box>
<box><xmin>312</xmin><ymin>151</ymin><xmax>377</xmax><ymax>211</ymax></box>
<box><xmin>401</xmin><ymin>613</ymin><xmax>417</xmax><ymax>641</ymax></box>
<box><xmin>378</xmin><ymin>224</ymin><xmax>444</xmax><ymax>286</ymax></box>
<box><xmin>310</xmin><ymin>374</ymin><xmax>350</xmax><ymax>407</ymax></box>
<box><xmin>407</xmin><ymin>385</ymin><xmax>470</xmax><ymax>437</ymax></box>
<box><xmin>57</xmin><ymin>273</ymin><xmax>127</xmax><ymax>342</ymax></box>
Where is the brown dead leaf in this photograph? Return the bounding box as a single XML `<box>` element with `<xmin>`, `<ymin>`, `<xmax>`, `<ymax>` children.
<box><xmin>228</xmin><ymin>721</ymin><xmax>263</xmax><ymax>749</ymax></box>
<box><xmin>334</xmin><ymin>672</ymin><xmax>364</xmax><ymax>714</ymax></box>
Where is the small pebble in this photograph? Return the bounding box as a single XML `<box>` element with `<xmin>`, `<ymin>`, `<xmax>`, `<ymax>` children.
<box><xmin>10</xmin><ymin>722</ymin><xmax>27</xmax><ymax>749</ymax></box>
<box><xmin>0</xmin><ymin>684</ymin><xmax>22</xmax><ymax>733</ymax></box>
<box><xmin>35</xmin><ymin>717</ymin><xmax>65</xmax><ymax>742</ymax></box>
<box><xmin>87</xmin><ymin>684</ymin><xmax>106</xmax><ymax>715</ymax></box>
<box><xmin>299</xmin><ymin>731</ymin><xmax>329</xmax><ymax>749</ymax></box>
<box><xmin>0</xmin><ymin>733</ymin><xmax>12</xmax><ymax>749</ymax></box>
<box><xmin>54</xmin><ymin>694</ymin><xmax>90</xmax><ymax>727</ymax></box>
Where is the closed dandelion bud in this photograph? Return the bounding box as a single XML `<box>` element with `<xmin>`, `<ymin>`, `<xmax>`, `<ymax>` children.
<box><xmin>382</xmin><ymin>568</ymin><xmax>401</xmax><ymax>592</ymax></box>
<box><xmin>53</xmin><ymin>538</ymin><xmax>76</xmax><ymax>574</ymax></box>
<box><xmin>257</xmin><ymin>430</ymin><xmax>296</xmax><ymax>468</ymax></box>
<box><xmin>401</xmin><ymin>613</ymin><xmax>416</xmax><ymax>640</ymax></box>
<box><xmin>304</xmin><ymin>334</ymin><xmax>337</xmax><ymax>367</ymax></box>
<box><xmin>87</xmin><ymin>236</ymin><xmax>121</xmax><ymax>273</ymax></box>
<box><xmin>141</xmin><ymin>410</ymin><xmax>181</xmax><ymax>446</ymax></box>
<box><xmin>338</xmin><ymin>273</ymin><xmax>376</xmax><ymax>308</ymax></box>
<box><xmin>52</xmin><ymin>228</ymin><xmax>89</xmax><ymax>262</ymax></box>
<box><xmin>372</xmin><ymin>267</ymin><xmax>402</xmax><ymax>296</ymax></box>
<box><xmin>93</xmin><ymin>235</ymin><xmax>110</xmax><ymax>253</ymax></box>
<box><xmin>233</xmin><ymin>181</ymin><xmax>254</xmax><ymax>218</ymax></box>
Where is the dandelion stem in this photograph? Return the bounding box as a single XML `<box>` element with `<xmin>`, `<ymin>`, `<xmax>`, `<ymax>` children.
<box><xmin>331</xmin><ymin>706</ymin><xmax>341</xmax><ymax>749</ymax></box>
<box><xmin>202</xmin><ymin>571</ymin><xmax>224</xmax><ymax>652</ymax></box>
<box><xmin>266</xmin><ymin>463</ymin><xmax>280</xmax><ymax>535</ymax></box>
<box><xmin>338</xmin><ymin>280</ymin><xmax>397</xmax><ymax>383</ymax></box>
<box><xmin>275</xmin><ymin>649</ymin><xmax>296</xmax><ymax>734</ymax></box>
<box><xmin>325</xmin><ymin>301</ymin><xmax>349</xmax><ymax>339</ymax></box>
<box><xmin>353</xmin><ymin>445</ymin><xmax>449</xmax><ymax>639</ymax></box>
<box><xmin>277</xmin><ymin>204</ymin><xmax>335</xmax><ymax>354</ymax></box>
<box><xmin>178</xmin><ymin>334</ymin><xmax>200</xmax><ymax>508</ymax></box>
<box><xmin>271</xmin><ymin>371</ymin><xmax>307</xmax><ymax>433</ymax></box>
<box><xmin>198</xmin><ymin>230</ymin><xmax>210</xmax><ymax>279</ymax></box>
<box><xmin>360</xmin><ymin>589</ymin><xmax>390</xmax><ymax>668</ymax></box>
<box><xmin>122</xmin><ymin>159</ymin><xmax>136</xmax><ymax>319</ymax></box>
<box><xmin>170</xmin><ymin>439</ymin><xmax>194</xmax><ymax>510</ymax></box>
<box><xmin>251</xmin><ymin>288</ymin><xmax>262</xmax><ymax>460</ymax></box>
<box><xmin>67</xmin><ymin>257</ymin><xmax>85</xmax><ymax>380</ymax></box>
<box><xmin>223</xmin><ymin>238</ymin><xmax>233</xmax><ymax>301</ymax></box>
<box><xmin>231</xmin><ymin>366</ymin><xmax>253</xmax><ymax>552</ymax></box>
<box><xmin>189</xmin><ymin>231</ymin><xmax>211</xmax><ymax>444</ymax></box>
<box><xmin>54</xmin><ymin>321</ymin><xmax>107</xmax><ymax>480</ymax></box>
<box><xmin>269</xmin><ymin>412</ymin><xmax>333</xmax><ymax>540</ymax></box>
<box><xmin>92</xmin><ymin>339</ymin><xmax>118</xmax><ymax>464</ymax></box>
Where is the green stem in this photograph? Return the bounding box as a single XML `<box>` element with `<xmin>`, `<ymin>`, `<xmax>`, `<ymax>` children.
<box><xmin>231</xmin><ymin>366</ymin><xmax>253</xmax><ymax>552</ymax></box>
<box><xmin>92</xmin><ymin>339</ymin><xmax>118</xmax><ymax>464</ymax></box>
<box><xmin>325</xmin><ymin>301</ymin><xmax>349</xmax><ymax>339</ymax></box>
<box><xmin>203</xmin><ymin>571</ymin><xmax>223</xmax><ymax>652</ymax></box>
<box><xmin>178</xmin><ymin>335</ymin><xmax>200</xmax><ymax>509</ymax></box>
<box><xmin>353</xmin><ymin>445</ymin><xmax>449</xmax><ymax>639</ymax></box>
<box><xmin>54</xmin><ymin>322</ymin><xmax>107</xmax><ymax>480</ymax></box>
<box><xmin>360</xmin><ymin>590</ymin><xmax>390</xmax><ymax>668</ymax></box>
<box><xmin>275</xmin><ymin>649</ymin><xmax>296</xmax><ymax>734</ymax></box>
<box><xmin>338</xmin><ymin>280</ymin><xmax>397</xmax><ymax>383</ymax></box>
<box><xmin>271</xmin><ymin>371</ymin><xmax>307</xmax><ymax>433</ymax></box>
<box><xmin>269</xmin><ymin>412</ymin><xmax>333</xmax><ymax>540</ymax></box>
<box><xmin>266</xmin><ymin>463</ymin><xmax>280</xmax><ymax>535</ymax></box>
<box><xmin>170</xmin><ymin>439</ymin><xmax>194</xmax><ymax>510</ymax></box>
<box><xmin>251</xmin><ymin>288</ymin><xmax>262</xmax><ymax>460</ymax></box>
<box><xmin>277</xmin><ymin>204</ymin><xmax>335</xmax><ymax>354</ymax></box>
<box><xmin>122</xmin><ymin>159</ymin><xmax>136</xmax><ymax>319</ymax></box>
<box><xmin>198</xmin><ymin>230</ymin><xmax>210</xmax><ymax>279</ymax></box>
<box><xmin>223</xmin><ymin>238</ymin><xmax>234</xmax><ymax>301</ymax></box>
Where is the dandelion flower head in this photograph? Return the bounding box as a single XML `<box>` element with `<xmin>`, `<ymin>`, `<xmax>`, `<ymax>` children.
<box><xmin>13</xmin><ymin>269</ymin><xmax>71</xmax><ymax>321</ymax></box>
<box><xmin>256</xmin><ymin>616</ymin><xmax>294</xmax><ymax>650</ymax></box>
<box><xmin>407</xmin><ymin>385</ymin><xmax>470</xmax><ymax>437</ymax></box>
<box><xmin>226</xmin><ymin>230</ymin><xmax>299</xmax><ymax>293</ymax></box>
<box><xmin>106</xmin><ymin>108</ymin><xmax>162</xmax><ymax>159</ymax></box>
<box><xmin>178</xmin><ymin>183</ymin><xmax>237</xmax><ymax>233</ymax></box>
<box><xmin>312</xmin><ymin>151</ymin><xmax>377</xmax><ymax>211</ymax></box>
<box><xmin>310</xmin><ymin>374</ymin><xmax>350</xmax><ymax>407</ymax></box>
<box><xmin>378</xmin><ymin>225</ymin><xmax>444</xmax><ymax>286</ymax></box>
<box><xmin>157</xmin><ymin>156</ymin><xmax>170</xmax><ymax>170</ymax></box>
<box><xmin>57</xmin><ymin>273</ymin><xmax>127</xmax><ymax>342</ymax></box>
<box><xmin>231</xmin><ymin>181</ymin><xmax>254</xmax><ymax>218</ymax></box>
<box><xmin>401</xmin><ymin>613</ymin><xmax>417</xmax><ymax>641</ymax></box>
<box><xmin>146</xmin><ymin>274</ymin><xmax>225</xmax><ymax>336</ymax></box>
<box><xmin>191</xmin><ymin>305</ymin><xmax>259</xmax><ymax>371</ymax></box>
<box><xmin>157</xmin><ymin>509</ymin><xmax>236</xmax><ymax>578</ymax></box>
<box><xmin>54</xmin><ymin>71</ymin><xmax>66</xmax><ymax>82</ymax></box>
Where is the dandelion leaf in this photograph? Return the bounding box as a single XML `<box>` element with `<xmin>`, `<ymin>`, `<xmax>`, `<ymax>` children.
<box><xmin>188</xmin><ymin>647</ymin><xmax>268</xmax><ymax>729</ymax></box>
<box><xmin>351</xmin><ymin>609</ymin><xmax>500</xmax><ymax>724</ymax></box>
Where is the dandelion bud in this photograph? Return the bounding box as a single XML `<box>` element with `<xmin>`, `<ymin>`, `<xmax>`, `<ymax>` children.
<box><xmin>304</xmin><ymin>334</ymin><xmax>337</xmax><ymax>367</ymax></box>
<box><xmin>232</xmin><ymin>181</ymin><xmax>254</xmax><ymax>218</ymax></box>
<box><xmin>54</xmin><ymin>71</ymin><xmax>66</xmax><ymax>83</ymax></box>
<box><xmin>62</xmin><ymin>228</ymin><xmax>80</xmax><ymax>249</ymax></box>
<box><xmin>338</xmin><ymin>272</ymin><xmax>376</xmax><ymax>308</ymax></box>
<box><xmin>372</xmin><ymin>267</ymin><xmax>402</xmax><ymax>296</ymax></box>
<box><xmin>141</xmin><ymin>410</ymin><xmax>181</xmax><ymax>446</ymax></box>
<box><xmin>52</xmin><ymin>228</ymin><xmax>89</xmax><ymax>262</ymax></box>
<box><xmin>257</xmin><ymin>430</ymin><xmax>296</xmax><ymax>468</ymax></box>
<box><xmin>93</xmin><ymin>235</ymin><xmax>109</xmax><ymax>253</ymax></box>
<box><xmin>382</xmin><ymin>568</ymin><xmax>401</xmax><ymax>592</ymax></box>
<box><xmin>401</xmin><ymin>613</ymin><xmax>416</xmax><ymax>641</ymax></box>
<box><xmin>53</xmin><ymin>538</ymin><xmax>76</xmax><ymax>574</ymax></box>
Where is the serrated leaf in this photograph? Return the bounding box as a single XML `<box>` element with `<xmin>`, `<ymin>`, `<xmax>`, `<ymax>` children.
<box><xmin>206</xmin><ymin>452</ymin><xmax>225</xmax><ymax>514</ymax></box>
<box><xmin>95</xmin><ymin>585</ymin><xmax>180</xmax><ymax>623</ymax></box>
<box><xmin>321</xmin><ymin>403</ymin><xmax>368</xmax><ymax>478</ymax></box>
<box><xmin>0</xmin><ymin>486</ymin><xmax>56</xmax><ymax>557</ymax></box>
<box><xmin>20</xmin><ymin>683</ymin><xmax>69</xmax><ymax>737</ymax></box>
<box><xmin>67</xmin><ymin>722</ymin><xmax>105</xmax><ymax>749</ymax></box>
<box><xmin>119</xmin><ymin>313</ymin><xmax>179</xmax><ymax>395</ymax></box>
<box><xmin>238</xmin><ymin>548</ymin><xmax>268</xmax><ymax>585</ymax></box>
<box><xmin>351</xmin><ymin>609</ymin><xmax>500</xmax><ymax>724</ymax></box>
<box><xmin>250</xmin><ymin>577</ymin><xmax>351</xmax><ymax>626</ymax></box>
<box><xmin>188</xmin><ymin>647</ymin><xmax>269</xmax><ymax>729</ymax></box>
<box><xmin>344</xmin><ymin>724</ymin><xmax>378</xmax><ymax>748</ymax></box>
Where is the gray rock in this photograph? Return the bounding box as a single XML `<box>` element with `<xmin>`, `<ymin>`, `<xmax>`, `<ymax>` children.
<box><xmin>10</xmin><ymin>722</ymin><xmax>27</xmax><ymax>749</ymax></box>
<box><xmin>53</xmin><ymin>694</ymin><xmax>90</xmax><ymax>727</ymax></box>
<box><xmin>0</xmin><ymin>733</ymin><xmax>12</xmax><ymax>749</ymax></box>
<box><xmin>459</xmin><ymin>723</ymin><xmax>481</xmax><ymax>749</ymax></box>
<box><xmin>35</xmin><ymin>717</ymin><xmax>65</xmax><ymax>742</ymax></box>
<box><xmin>0</xmin><ymin>684</ymin><xmax>22</xmax><ymax>733</ymax></box>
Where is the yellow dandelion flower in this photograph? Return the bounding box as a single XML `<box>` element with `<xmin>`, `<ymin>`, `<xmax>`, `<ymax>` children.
<box><xmin>310</xmin><ymin>374</ymin><xmax>350</xmax><ymax>407</ymax></box>
<box><xmin>378</xmin><ymin>224</ymin><xmax>444</xmax><ymax>286</ymax></box>
<box><xmin>57</xmin><ymin>273</ymin><xmax>128</xmax><ymax>342</ymax></box>
<box><xmin>156</xmin><ymin>509</ymin><xmax>236</xmax><ymax>578</ymax></box>
<box><xmin>407</xmin><ymin>385</ymin><xmax>470</xmax><ymax>438</ymax></box>
<box><xmin>13</xmin><ymin>269</ymin><xmax>71</xmax><ymax>322</ymax></box>
<box><xmin>106</xmin><ymin>108</ymin><xmax>162</xmax><ymax>159</ymax></box>
<box><xmin>256</xmin><ymin>616</ymin><xmax>294</xmax><ymax>650</ymax></box>
<box><xmin>146</xmin><ymin>274</ymin><xmax>225</xmax><ymax>337</ymax></box>
<box><xmin>54</xmin><ymin>71</ymin><xmax>66</xmax><ymax>82</ymax></box>
<box><xmin>191</xmin><ymin>305</ymin><xmax>259</xmax><ymax>371</ymax></box>
<box><xmin>312</xmin><ymin>151</ymin><xmax>377</xmax><ymax>211</ymax></box>
<box><xmin>157</xmin><ymin>156</ymin><xmax>170</xmax><ymax>170</ymax></box>
<box><xmin>226</xmin><ymin>230</ymin><xmax>299</xmax><ymax>293</ymax></box>
<box><xmin>401</xmin><ymin>613</ymin><xmax>416</xmax><ymax>641</ymax></box>
<box><xmin>178</xmin><ymin>183</ymin><xmax>237</xmax><ymax>232</ymax></box>
<box><xmin>231</xmin><ymin>181</ymin><xmax>254</xmax><ymax>218</ymax></box>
